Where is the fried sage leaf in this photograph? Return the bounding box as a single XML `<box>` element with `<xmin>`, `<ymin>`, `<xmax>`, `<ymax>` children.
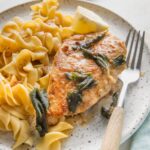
<box><xmin>30</xmin><ymin>89</ymin><xmax>43</xmax><ymax>119</ymax></box>
<box><xmin>37</xmin><ymin>89</ymin><xmax>49</xmax><ymax>110</ymax></box>
<box><xmin>77</xmin><ymin>76</ymin><xmax>96</xmax><ymax>91</ymax></box>
<box><xmin>101</xmin><ymin>92</ymin><xmax>119</xmax><ymax>119</ymax></box>
<box><xmin>67</xmin><ymin>90</ymin><xmax>82</xmax><ymax>113</ymax></box>
<box><xmin>67</xmin><ymin>73</ymin><xmax>96</xmax><ymax>112</ymax></box>
<box><xmin>72</xmin><ymin>33</ymin><xmax>106</xmax><ymax>51</ymax></box>
<box><xmin>81</xmin><ymin>47</ymin><xmax>93</xmax><ymax>59</ymax></box>
<box><xmin>113</xmin><ymin>55</ymin><xmax>126</xmax><ymax>67</ymax></box>
<box><xmin>71</xmin><ymin>33</ymin><xmax>109</xmax><ymax>70</ymax></box>
<box><xmin>30</xmin><ymin>88</ymin><xmax>49</xmax><ymax>137</ymax></box>
<box><xmin>65</xmin><ymin>72</ymin><xmax>88</xmax><ymax>82</ymax></box>
<box><xmin>81</xmin><ymin>47</ymin><xmax>109</xmax><ymax>70</ymax></box>
<box><xmin>81</xmin><ymin>33</ymin><xmax>106</xmax><ymax>49</ymax></box>
<box><xmin>93</xmin><ymin>54</ymin><xmax>109</xmax><ymax>69</ymax></box>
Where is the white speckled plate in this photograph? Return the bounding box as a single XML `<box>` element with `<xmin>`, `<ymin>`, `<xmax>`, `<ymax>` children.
<box><xmin>0</xmin><ymin>0</ymin><xmax>150</xmax><ymax>150</ymax></box>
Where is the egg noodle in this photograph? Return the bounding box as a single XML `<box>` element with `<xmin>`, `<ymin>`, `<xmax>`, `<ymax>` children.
<box><xmin>0</xmin><ymin>0</ymin><xmax>74</xmax><ymax>149</ymax></box>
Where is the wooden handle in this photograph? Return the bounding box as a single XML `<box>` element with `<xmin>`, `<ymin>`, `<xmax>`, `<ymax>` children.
<box><xmin>101</xmin><ymin>107</ymin><xmax>124</xmax><ymax>150</ymax></box>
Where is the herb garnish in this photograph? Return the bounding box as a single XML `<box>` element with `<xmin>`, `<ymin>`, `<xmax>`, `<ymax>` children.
<box><xmin>30</xmin><ymin>88</ymin><xmax>49</xmax><ymax>137</ymax></box>
<box><xmin>67</xmin><ymin>90</ymin><xmax>82</xmax><ymax>113</ymax></box>
<box><xmin>71</xmin><ymin>33</ymin><xmax>109</xmax><ymax>70</ymax></box>
<box><xmin>66</xmin><ymin>72</ymin><xmax>96</xmax><ymax>112</ymax></box>
<box><xmin>77</xmin><ymin>76</ymin><xmax>96</xmax><ymax>91</ymax></box>
<box><xmin>93</xmin><ymin>54</ymin><xmax>109</xmax><ymax>69</ymax></box>
<box><xmin>65</xmin><ymin>72</ymin><xmax>88</xmax><ymax>82</ymax></box>
<box><xmin>72</xmin><ymin>33</ymin><xmax>106</xmax><ymax>51</ymax></box>
<box><xmin>101</xmin><ymin>92</ymin><xmax>119</xmax><ymax>119</ymax></box>
<box><xmin>81</xmin><ymin>33</ymin><xmax>106</xmax><ymax>49</ymax></box>
<box><xmin>113</xmin><ymin>55</ymin><xmax>126</xmax><ymax>67</ymax></box>
<box><xmin>81</xmin><ymin>47</ymin><xmax>109</xmax><ymax>70</ymax></box>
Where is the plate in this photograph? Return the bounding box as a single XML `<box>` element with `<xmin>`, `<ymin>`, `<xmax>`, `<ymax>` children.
<box><xmin>0</xmin><ymin>0</ymin><xmax>150</xmax><ymax>150</ymax></box>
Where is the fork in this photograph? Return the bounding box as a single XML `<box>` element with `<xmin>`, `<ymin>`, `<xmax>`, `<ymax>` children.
<box><xmin>101</xmin><ymin>29</ymin><xmax>145</xmax><ymax>150</ymax></box>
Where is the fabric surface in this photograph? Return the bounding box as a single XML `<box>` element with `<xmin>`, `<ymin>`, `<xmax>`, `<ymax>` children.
<box><xmin>131</xmin><ymin>112</ymin><xmax>150</xmax><ymax>150</ymax></box>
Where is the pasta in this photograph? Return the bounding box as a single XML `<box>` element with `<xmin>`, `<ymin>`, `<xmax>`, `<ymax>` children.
<box><xmin>0</xmin><ymin>0</ymin><xmax>73</xmax><ymax>86</ymax></box>
<box><xmin>12</xmin><ymin>84</ymin><xmax>35</xmax><ymax>114</ymax></box>
<box><xmin>0</xmin><ymin>107</ymin><xmax>33</xmax><ymax>149</ymax></box>
<box><xmin>49</xmin><ymin>121</ymin><xmax>74</xmax><ymax>132</ymax></box>
<box><xmin>36</xmin><ymin>132</ymin><xmax>67</xmax><ymax>150</ymax></box>
<box><xmin>0</xmin><ymin>74</ymin><xmax>34</xmax><ymax>115</ymax></box>
<box><xmin>0</xmin><ymin>0</ymin><xmax>74</xmax><ymax>149</ymax></box>
<box><xmin>36</xmin><ymin>122</ymin><xmax>73</xmax><ymax>150</ymax></box>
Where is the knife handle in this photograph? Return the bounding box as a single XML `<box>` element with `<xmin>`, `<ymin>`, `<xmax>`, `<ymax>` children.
<box><xmin>101</xmin><ymin>107</ymin><xmax>124</xmax><ymax>150</ymax></box>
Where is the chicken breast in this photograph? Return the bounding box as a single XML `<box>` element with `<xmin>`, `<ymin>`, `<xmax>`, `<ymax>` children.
<box><xmin>47</xmin><ymin>32</ymin><xmax>126</xmax><ymax>118</ymax></box>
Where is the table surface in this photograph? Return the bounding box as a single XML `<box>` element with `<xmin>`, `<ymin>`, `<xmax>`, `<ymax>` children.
<box><xmin>0</xmin><ymin>0</ymin><xmax>149</xmax><ymax>150</ymax></box>
<box><xmin>90</xmin><ymin>0</ymin><xmax>150</xmax><ymax>30</ymax></box>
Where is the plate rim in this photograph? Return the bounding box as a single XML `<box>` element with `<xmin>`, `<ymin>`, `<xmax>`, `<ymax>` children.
<box><xmin>0</xmin><ymin>0</ymin><xmax>149</xmax><ymax>147</ymax></box>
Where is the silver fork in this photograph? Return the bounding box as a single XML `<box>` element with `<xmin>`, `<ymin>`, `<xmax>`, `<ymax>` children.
<box><xmin>101</xmin><ymin>30</ymin><xmax>145</xmax><ymax>150</ymax></box>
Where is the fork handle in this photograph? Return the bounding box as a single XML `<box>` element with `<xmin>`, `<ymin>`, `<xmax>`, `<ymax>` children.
<box><xmin>101</xmin><ymin>107</ymin><xmax>124</xmax><ymax>150</ymax></box>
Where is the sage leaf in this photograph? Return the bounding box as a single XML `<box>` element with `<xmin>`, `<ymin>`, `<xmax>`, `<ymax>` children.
<box><xmin>65</xmin><ymin>72</ymin><xmax>89</xmax><ymax>82</ymax></box>
<box><xmin>77</xmin><ymin>76</ymin><xmax>96</xmax><ymax>91</ymax></box>
<box><xmin>67</xmin><ymin>90</ymin><xmax>82</xmax><ymax>113</ymax></box>
<box><xmin>113</xmin><ymin>55</ymin><xmax>126</xmax><ymax>67</ymax></box>
<box><xmin>93</xmin><ymin>54</ymin><xmax>109</xmax><ymax>69</ymax></box>
<box><xmin>30</xmin><ymin>88</ymin><xmax>49</xmax><ymax>137</ymax></box>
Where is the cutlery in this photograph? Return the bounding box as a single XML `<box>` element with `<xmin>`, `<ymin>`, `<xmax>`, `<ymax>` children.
<box><xmin>101</xmin><ymin>29</ymin><xmax>145</xmax><ymax>150</ymax></box>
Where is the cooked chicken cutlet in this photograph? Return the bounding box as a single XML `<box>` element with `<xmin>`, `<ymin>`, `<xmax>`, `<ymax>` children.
<box><xmin>47</xmin><ymin>32</ymin><xmax>126</xmax><ymax>118</ymax></box>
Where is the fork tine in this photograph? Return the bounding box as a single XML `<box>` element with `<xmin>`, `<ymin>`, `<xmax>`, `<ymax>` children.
<box><xmin>131</xmin><ymin>31</ymin><xmax>140</xmax><ymax>69</ymax></box>
<box><xmin>126</xmin><ymin>30</ymin><xmax>136</xmax><ymax>66</ymax></box>
<box><xmin>125</xmin><ymin>29</ymin><xmax>132</xmax><ymax>46</ymax></box>
<box><xmin>136</xmin><ymin>31</ymin><xmax>145</xmax><ymax>69</ymax></box>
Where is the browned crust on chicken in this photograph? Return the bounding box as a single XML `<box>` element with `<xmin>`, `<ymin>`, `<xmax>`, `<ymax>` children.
<box><xmin>47</xmin><ymin>32</ymin><xmax>126</xmax><ymax>118</ymax></box>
